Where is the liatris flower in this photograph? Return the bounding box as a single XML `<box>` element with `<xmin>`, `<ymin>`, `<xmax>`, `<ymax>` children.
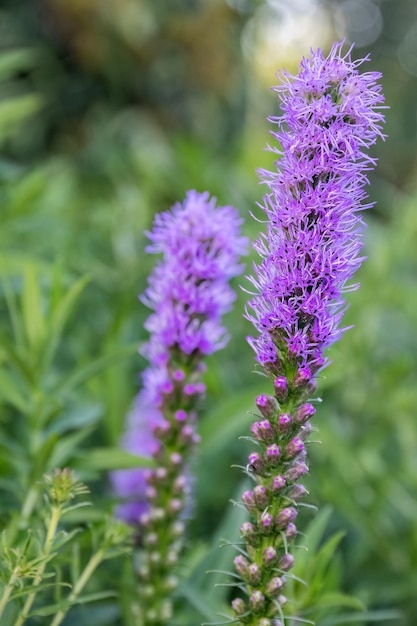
<box><xmin>113</xmin><ymin>190</ymin><xmax>247</xmax><ymax>625</ymax></box>
<box><xmin>231</xmin><ymin>42</ymin><xmax>385</xmax><ymax>625</ymax></box>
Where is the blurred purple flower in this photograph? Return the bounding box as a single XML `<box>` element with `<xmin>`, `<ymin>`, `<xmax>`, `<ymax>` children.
<box><xmin>142</xmin><ymin>189</ymin><xmax>248</xmax><ymax>366</ymax></box>
<box><xmin>110</xmin><ymin>393</ymin><xmax>162</xmax><ymax>525</ymax></box>
<box><xmin>113</xmin><ymin>191</ymin><xmax>247</xmax><ymax>525</ymax></box>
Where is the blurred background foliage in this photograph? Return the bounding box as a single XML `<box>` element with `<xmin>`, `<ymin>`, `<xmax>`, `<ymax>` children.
<box><xmin>0</xmin><ymin>0</ymin><xmax>416</xmax><ymax>624</ymax></box>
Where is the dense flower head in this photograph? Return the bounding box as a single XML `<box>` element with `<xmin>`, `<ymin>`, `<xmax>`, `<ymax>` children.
<box><xmin>246</xmin><ymin>41</ymin><xmax>385</xmax><ymax>369</ymax></box>
<box><xmin>142</xmin><ymin>190</ymin><xmax>248</xmax><ymax>366</ymax></box>
<box><xmin>113</xmin><ymin>191</ymin><xmax>247</xmax><ymax>525</ymax></box>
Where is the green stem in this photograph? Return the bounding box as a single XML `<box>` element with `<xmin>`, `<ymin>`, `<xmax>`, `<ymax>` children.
<box><xmin>14</xmin><ymin>505</ymin><xmax>61</xmax><ymax>626</ymax></box>
<box><xmin>48</xmin><ymin>549</ymin><xmax>105</xmax><ymax>626</ymax></box>
<box><xmin>0</xmin><ymin>569</ymin><xmax>19</xmax><ymax>621</ymax></box>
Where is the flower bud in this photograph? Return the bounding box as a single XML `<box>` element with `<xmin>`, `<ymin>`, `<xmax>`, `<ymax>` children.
<box><xmin>154</xmin><ymin>467</ymin><xmax>168</xmax><ymax>482</ymax></box>
<box><xmin>145</xmin><ymin>608</ymin><xmax>158</xmax><ymax>623</ymax></box>
<box><xmin>139</xmin><ymin>512</ymin><xmax>151</xmax><ymax>527</ymax></box>
<box><xmin>286</xmin><ymin>461</ymin><xmax>309</xmax><ymax>482</ymax></box>
<box><xmin>138</xmin><ymin>563</ymin><xmax>150</xmax><ymax>579</ymax></box>
<box><xmin>195</xmin><ymin>381</ymin><xmax>206</xmax><ymax>395</ymax></box>
<box><xmin>169</xmin><ymin>452</ymin><xmax>183</xmax><ymax>467</ymax></box>
<box><xmin>262</xmin><ymin>546</ymin><xmax>278</xmax><ymax>568</ymax></box>
<box><xmin>183</xmin><ymin>383</ymin><xmax>197</xmax><ymax>395</ymax></box>
<box><xmin>240</xmin><ymin>521</ymin><xmax>259</xmax><ymax>546</ymax></box>
<box><xmin>253</xmin><ymin>485</ymin><xmax>269</xmax><ymax>508</ymax></box>
<box><xmin>248</xmin><ymin>562</ymin><xmax>262</xmax><ymax>586</ymax></box>
<box><xmin>174</xmin><ymin>409</ymin><xmax>187</xmax><ymax>422</ymax></box>
<box><xmin>259</xmin><ymin>512</ymin><xmax>274</xmax><ymax>535</ymax></box>
<box><xmin>149</xmin><ymin>551</ymin><xmax>161</xmax><ymax>565</ymax></box>
<box><xmin>250</xmin><ymin>420</ymin><xmax>275</xmax><ymax>443</ymax></box>
<box><xmin>257</xmin><ymin>620</ymin><xmax>272</xmax><ymax>626</ymax></box>
<box><xmin>143</xmin><ymin>532</ymin><xmax>158</xmax><ymax>547</ymax></box>
<box><xmin>248</xmin><ymin>452</ymin><xmax>265</xmax><ymax>474</ymax></box>
<box><xmin>159</xmin><ymin>600</ymin><xmax>173</xmax><ymax>622</ymax></box>
<box><xmin>168</xmin><ymin>498</ymin><xmax>182</xmax><ymax>514</ymax></box>
<box><xmin>274</xmin><ymin>376</ymin><xmax>288</xmax><ymax>402</ymax></box>
<box><xmin>150</xmin><ymin>507</ymin><xmax>165</xmax><ymax>523</ymax></box>
<box><xmin>270</xmin><ymin>474</ymin><xmax>286</xmax><ymax>493</ymax></box>
<box><xmin>164</xmin><ymin>575</ymin><xmax>178</xmax><ymax>592</ymax></box>
<box><xmin>172</xmin><ymin>369</ymin><xmax>185</xmax><ymax>382</ymax></box>
<box><xmin>294</xmin><ymin>367</ymin><xmax>312</xmax><ymax>388</ymax></box>
<box><xmin>145</xmin><ymin>486</ymin><xmax>157</xmax><ymax>501</ymax></box>
<box><xmin>285</xmin><ymin>437</ymin><xmax>305</xmax><ymax>459</ymax></box>
<box><xmin>256</xmin><ymin>394</ymin><xmax>277</xmax><ymax>418</ymax></box>
<box><xmin>295</xmin><ymin>403</ymin><xmax>316</xmax><ymax>424</ymax></box>
<box><xmin>288</xmin><ymin>484</ymin><xmax>308</xmax><ymax>500</ymax></box>
<box><xmin>173</xmin><ymin>475</ymin><xmax>187</xmax><ymax>494</ymax></box>
<box><xmin>166</xmin><ymin>549</ymin><xmax>178</xmax><ymax>566</ymax></box>
<box><xmin>276</xmin><ymin>507</ymin><xmax>297</xmax><ymax>528</ymax></box>
<box><xmin>234</xmin><ymin>555</ymin><xmax>250</xmax><ymax>578</ymax></box>
<box><xmin>265</xmin><ymin>444</ymin><xmax>280</xmax><ymax>466</ymax></box>
<box><xmin>299</xmin><ymin>422</ymin><xmax>313</xmax><ymax>441</ymax></box>
<box><xmin>285</xmin><ymin>523</ymin><xmax>297</xmax><ymax>540</ymax></box>
<box><xmin>170</xmin><ymin>521</ymin><xmax>185</xmax><ymax>537</ymax></box>
<box><xmin>249</xmin><ymin>590</ymin><xmax>265</xmax><ymax>613</ymax></box>
<box><xmin>241</xmin><ymin>489</ymin><xmax>256</xmax><ymax>510</ymax></box>
<box><xmin>279</xmin><ymin>553</ymin><xmax>295</xmax><ymax>571</ymax></box>
<box><xmin>265</xmin><ymin>576</ymin><xmax>284</xmax><ymax>598</ymax></box>
<box><xmin>179</xmin><ymin>424</ymin><xmax>194</xmax><ymax>444</ymax></box>
<box><xmin>232</xmin><ymin>597</ymin><xmax>247</xmax><ymax>617</ymax></box>
<box><xmin>277</xmin><ymin>413</ymin><xmax>292</xmax><ymax>432</ymax></box>
<box><xmin>153</xmin><ymin>420</ymin><xmax>171</xmax><ymax>438</ymax></box>
<box><xmin>143</xmin><ymin>584</ymin><xmax>155</xmax><ymax>598</ymax></box>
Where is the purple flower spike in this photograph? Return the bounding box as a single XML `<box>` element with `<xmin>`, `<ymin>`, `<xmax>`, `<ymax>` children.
<box><xmin>246</xmin><ymin>42</ymin><xmax>385</xmax><ymax>370</ymax></box>
<box><xmin>233</xmin><ymin>42</ymin><xmax>385</xmax><ymax>625</ymax></box>
<box><xmin>113</xmin><ymin>192</ymin><xmax>247</xmax><ymax>624</ymax></box>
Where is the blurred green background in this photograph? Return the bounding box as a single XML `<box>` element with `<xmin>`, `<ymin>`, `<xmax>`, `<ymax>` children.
<box><xmin>0</xmin><ymin>0</ymin><xmax>416</xmax><ymax>625</ymax></box>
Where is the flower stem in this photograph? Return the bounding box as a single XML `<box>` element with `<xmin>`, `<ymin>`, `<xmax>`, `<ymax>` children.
<box><xmin>48</xmin><ymin>548</ymin><xmax>105</xmax><ymax>626</ymax></box>
<box><xmin>0</xmin><ymin>568</ymin><xmax>19</xmax><ymax>621</ymax></box>
<box><xmin>13</xmin><ymin>505</ymin><xmax>61</xmax><ymax>626</ymax></box>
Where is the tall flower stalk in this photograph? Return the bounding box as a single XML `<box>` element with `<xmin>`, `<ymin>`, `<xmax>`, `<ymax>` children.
<box><xmin>230</xmin><ymin>43</ymin><xmax>385</xmax><ymax>625</ymax></box>
<box><xmin>112</xmin><ymin>190</ymin><xmax>247</xmax><ymax>625</ymax></box>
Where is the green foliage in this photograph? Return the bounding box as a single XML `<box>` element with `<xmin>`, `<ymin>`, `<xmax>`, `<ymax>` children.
<box><xmin>0</xmin><ymin>6</ymin><xmax>415</xmax><ymax>625</ymax></box>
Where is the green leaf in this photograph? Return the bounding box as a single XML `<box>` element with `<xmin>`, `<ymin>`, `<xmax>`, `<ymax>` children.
<box><xmin>309</xmin><ymin>592</ymin><xmax>365</xmax><ymax>611</ymax></box>
<box><xmin>199</xmin><ymin>388</ymin><xmax>261</xmax><ymax>457</ymax></box>
<box><xmin>321</xmin><ymin>609</ymin><xmax>401</xmax><ymax>625</ymax></box>
<box><xmin>22</xmin><ymin>264</ymin><xmax>45</xmax><ymax>350</ymax></box>
<box><xmin>11</xmin><ymin>582</ymin><xmax>72</xmax><ymax>600</ymax></box>
<box><xmin>75</xmin><ymin>448</ymin><xmax>155</xmax><ymax>471</ymax></box>
<box><xmin>41</xmin><ymin>274</ymin><xmax>90</xmax><ymax>373</ymax></box>
<box><xmin>32</xmin><ymin>433</ymin><xmax>59</xmax><ymax>480</ymax></box>
<box><xmin>0</xmin><ymin>95</ymin><xmax>43</xmax><ymax>140</ymax></box>
<box><xmin>179</xmin><ymin>479</ymin><xmax>250</xmax><ymax>619</ymax></box>
<box><xmin>30</xmin><ymin>591</ymin><xmax>117</xmax><ymax>616</ymax></box>
<box><xmin>48</xmin><ymin>426</ymin><xmax>97</xmax><ymax>469</ymax></box>
<box><xmin>0</xmin><ymin>49</ymin><xmax>37</xmax><ymax>80</ymax></box>
<box><xmin>53</xmin><ymin>345</ymin><xmax>138</xmax><ymax>397</ymax></box>
<box><xmin>0</xmin><ymin>368</ymin><xmax>28</xmax><ymax>413</ymax></box>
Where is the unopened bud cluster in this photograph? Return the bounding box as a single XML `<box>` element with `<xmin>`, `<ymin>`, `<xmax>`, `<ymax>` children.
<box><xmin>137</xmin><ymin>366</ymin><xmax>204</xmax><ymax>623</ymax></box>
<box><xmin>232</xmin><ymin>366</ymin><xmax>315</xmax><ymax>624</ymax></box>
